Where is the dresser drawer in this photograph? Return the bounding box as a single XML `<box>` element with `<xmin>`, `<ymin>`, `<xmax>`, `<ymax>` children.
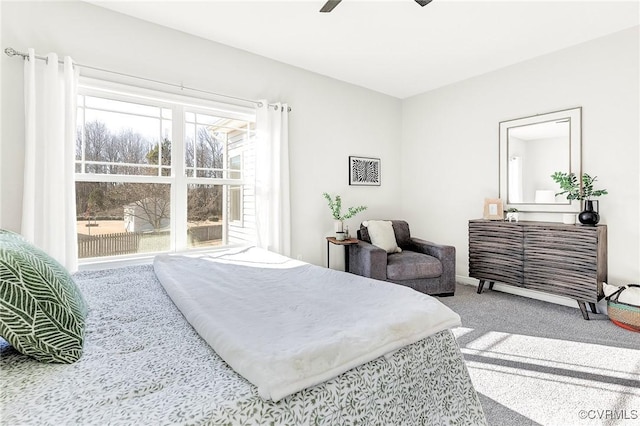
<box><xmin>469</xmin><ymin>221</ymin><xmax>523</xmax><ymax>285</ymax></box>
<box><xmin>523</xmin><ymin>225</ymin><xmax>602</xmax><ymax>301</ymax></box>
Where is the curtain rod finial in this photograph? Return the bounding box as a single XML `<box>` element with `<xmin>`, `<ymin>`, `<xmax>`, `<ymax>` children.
<box><xmin>4</xmin><ymin>47</ymin><xmax>17</xmax><ymax>57</ymax></box>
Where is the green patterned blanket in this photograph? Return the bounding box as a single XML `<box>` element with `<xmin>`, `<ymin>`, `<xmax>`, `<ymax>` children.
<box><xmin>1</xmin><ymin>264</ymin><xmax>486</xmax><ymax>425</ymax></box>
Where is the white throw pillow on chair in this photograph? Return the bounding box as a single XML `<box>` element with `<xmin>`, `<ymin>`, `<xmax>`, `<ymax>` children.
<box><xmin>363</xmin><ymin>220</ymin><xmax>402</xmax><ymax>253</ymax></box>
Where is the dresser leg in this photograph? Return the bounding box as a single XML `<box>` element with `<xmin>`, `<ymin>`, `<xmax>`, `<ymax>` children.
<box><xmin>588</xmin><ymin>302</ymin><xmax>597</xmax><ymax>314</ymax></box>
<box><xmin>489</xmin><ymin>281</ymin><xmax>495</xmax><ymax>290</ymax></box>
<box><xmin>477</xmin><ymin>280</ymin><xmax>485</xmax><ymax>294</ymax></box>
<box><xmin>577</xmin><ymin>301</ymin><xmax>590</xmax><ymax>320</ymax></box>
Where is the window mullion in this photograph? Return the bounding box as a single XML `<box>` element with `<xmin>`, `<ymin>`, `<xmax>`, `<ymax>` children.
<box><xmin>173</xmin><ymin>106</ymin><xmax>187</xmax><ymax>252</ymax></box>
<box><xmin>80</xmin><ymin>96</ymin><xmax>86</xmax><ymax>174</ymax></box>
<box><xmin>222</xmin><ymin>133</ymin><xmax>229</xmax><ymax>245</ymax></box>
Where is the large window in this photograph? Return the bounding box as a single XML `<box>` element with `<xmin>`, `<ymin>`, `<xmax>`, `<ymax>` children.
<box><xmin>75</xmin><ymin>82</ymin><xmax>256</xmax><ymax>260</ymax></box>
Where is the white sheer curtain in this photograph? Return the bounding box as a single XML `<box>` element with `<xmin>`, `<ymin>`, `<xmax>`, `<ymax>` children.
<box><xmin>255</xmin><ymin>102</ymin><xmax>291</xmax><ymax>256</ymax></box>
<box><xmin>22</xmin><ymin>49</ymin><xmax>79</xmax><ymax>272</ymax></box>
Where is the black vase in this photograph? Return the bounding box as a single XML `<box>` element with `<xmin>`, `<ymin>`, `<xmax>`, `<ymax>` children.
<box><xmin>578</xmin><ymin>200</ymin><xmax>600</xmax><ymax>226</ymax></box>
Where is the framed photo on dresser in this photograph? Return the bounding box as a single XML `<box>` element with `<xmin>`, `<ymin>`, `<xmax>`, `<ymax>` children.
<box><xmin>483</xmin><ymin>198</ymin><xmax>504</xmax><ymax>220</ymax></box>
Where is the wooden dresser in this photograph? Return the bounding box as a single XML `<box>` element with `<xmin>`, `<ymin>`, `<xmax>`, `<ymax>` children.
<box><xmin>468</xmin><ymin>220</ymin><xmax>607</xmax><ymax>319</ymax></box>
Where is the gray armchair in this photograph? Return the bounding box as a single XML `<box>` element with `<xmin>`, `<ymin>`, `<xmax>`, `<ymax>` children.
<box><xmin>349</xmin><ymin>220</ymin><xmax>456</xmax><ymax>296</ymax></box>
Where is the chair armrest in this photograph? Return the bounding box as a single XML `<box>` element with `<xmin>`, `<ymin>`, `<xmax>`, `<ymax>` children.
<box><xmin>408</xmin><ymin>237</ymin><xmax>455</xmax><ymax>259</ymax></box>
<box><xmin>349</xmin><ymin>241</ymin><xmax>387</xmax><ymax>281</ymax></box>
<box><xmin>408</xmin><ymin>237</ymin><xmax>456</xmax><ymax>284</ymax></box>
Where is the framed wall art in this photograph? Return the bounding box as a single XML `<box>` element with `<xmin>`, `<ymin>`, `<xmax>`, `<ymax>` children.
<box><xmin>349</xmin><ymin>156</ymin><xmax>381</xmax><ymax>186</ymax></box>
<box><xmin>483</xmin><ymin>198</ymin><xmax>504</xmax><ymax>220</ymax></box>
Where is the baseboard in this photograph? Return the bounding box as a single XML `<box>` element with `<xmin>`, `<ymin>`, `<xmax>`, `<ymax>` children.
<box><xmin>456</xmin><ymin>275</ymin><xmax>582</xmax><ymax>310</ymax></box>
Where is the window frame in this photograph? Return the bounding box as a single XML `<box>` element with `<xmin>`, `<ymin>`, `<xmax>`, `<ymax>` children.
<box><xmin>75</xmin><ymin>78</ymin><xmax>256</xmax><ymax>263</ymax></box>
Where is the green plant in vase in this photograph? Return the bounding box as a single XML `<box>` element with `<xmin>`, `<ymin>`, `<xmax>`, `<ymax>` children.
<box><xmin>322</xmin><ymin>193</ymin><xmax>367</xmax><ymax>236</ymax></box>
<box><xmin>551</xmin><ymin>172</ymin><xmax>608</xmax><ymax>225</ymax></box>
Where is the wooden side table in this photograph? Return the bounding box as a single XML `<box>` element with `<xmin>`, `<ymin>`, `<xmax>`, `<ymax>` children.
<box><xmin>326</xmin><ymin>237</ymin><xmax>359</xmax><ymax>272</ymax></box>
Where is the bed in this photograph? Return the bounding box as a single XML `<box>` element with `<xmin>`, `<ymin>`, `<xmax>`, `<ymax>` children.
<box><xmin>0</xmin><ymin>246</ymin><xmax>486</xmax><ymax>425</ymax></box>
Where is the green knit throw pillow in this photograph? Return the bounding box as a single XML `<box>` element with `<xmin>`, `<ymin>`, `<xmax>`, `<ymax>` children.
<box><xmin>0</xmin><ymin>230</ymin><xmax>87</xmax><ymax>363</ymax></box>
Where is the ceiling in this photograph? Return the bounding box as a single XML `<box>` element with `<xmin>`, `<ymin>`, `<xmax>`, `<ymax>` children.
<box><xmin>89</xmin><ymin>0</ymin><xmax>639</xmax><ymax>99</ymax></box>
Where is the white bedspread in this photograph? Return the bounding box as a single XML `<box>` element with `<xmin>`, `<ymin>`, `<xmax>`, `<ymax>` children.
<box><xmin>153</xmin><ymin>247</ymin><xmax>461</xmax><ymax>402</ymax></box>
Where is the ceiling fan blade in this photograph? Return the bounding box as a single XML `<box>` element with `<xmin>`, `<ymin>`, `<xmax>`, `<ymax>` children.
<box><xmin>415</xmin><ymin>0</ymin><xmax>433</xmax><ymax>6</ymax></box>
<box><xmin>320</xmin><ymin>0</ymin><xmax>342</xmax><ymax>13</ymax></box>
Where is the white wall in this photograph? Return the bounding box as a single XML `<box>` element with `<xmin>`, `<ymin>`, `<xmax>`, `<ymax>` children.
<box><xmin>0</xmin><ymin>0</ymin><xmax>402</xmax><ymax>268</ymax></box>
<box><xmin>2</xmin><ymin>2</ymin><xmax>638</xmax><ymax>285</ymax></box>
<box><xmin>401</xmin><ymin>26</ymin><xmax>640</xmax><ymax>285</ymax></box>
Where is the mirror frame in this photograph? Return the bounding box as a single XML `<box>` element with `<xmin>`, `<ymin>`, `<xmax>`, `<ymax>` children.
<box><xmin>499</xmin><ymin>107</ymin><xmax>582</xmax><ymax>213</ymax></box>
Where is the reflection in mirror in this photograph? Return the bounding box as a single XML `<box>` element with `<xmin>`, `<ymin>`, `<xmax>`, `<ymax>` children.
<box><xmin>507</xmin><ymin>120</ymin><xmax>570</xmax><ymax>204</ymax></box>
<box><xmin>499</xmin><ymin>107</ymin><xmax>581</xmax><ymax>213</ymax></box>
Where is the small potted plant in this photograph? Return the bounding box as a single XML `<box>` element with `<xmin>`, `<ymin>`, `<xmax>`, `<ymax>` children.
<box><xmin>322</xmin><ymin>193</ymin><xmax>367</xmax><ymax>236</ymax></box>
<box><xmin>551</xmin><ymin>172</ymin><xmax>608</xmax><ymax>225</ymax></box>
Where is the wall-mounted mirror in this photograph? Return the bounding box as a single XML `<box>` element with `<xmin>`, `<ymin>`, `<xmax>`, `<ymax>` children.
<box><xmin>499</xmin><ymin>107</ymin><xmax>582</xmax><ymax>213</ymax></box>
